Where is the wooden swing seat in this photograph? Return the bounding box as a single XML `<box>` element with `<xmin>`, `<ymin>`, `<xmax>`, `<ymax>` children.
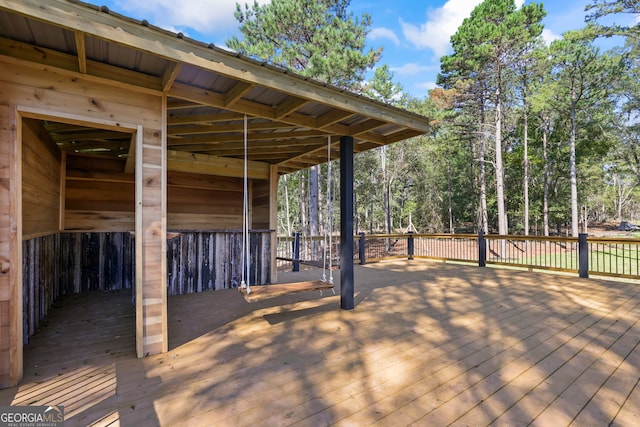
<box><xmin>238</xmin><ymin>280</ymin><xmax>334</xmax><ymax>303</ymax></box>
<box><xmin>276</xmin><ymin>256</ymin><xmax>340</xmax><ymax>270</ymax></box>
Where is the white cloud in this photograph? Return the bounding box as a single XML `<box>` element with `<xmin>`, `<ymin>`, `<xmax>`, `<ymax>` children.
<box><xmin>391</xmin><ymin>63</ymin><xmax>437</xmax><ymax>76</ymax></box>
<box><xmin>369</xmin><ymin>27</ymin><xmax>400</xmax><ymax>46</ymax></box>
<box><xmin>418</xmin><ymin>81</ymin><xmax>438</xmax><ymax>91</ymax></box>
<box><xmin>400</xmin><ymin>0</ymin><xmax>526</xmax><ymax>56</ymax></box>
<box><xmin>541</xmin><ymin>28</ymin><xmax>561</xmax><ymax>45</ymax></box>
<box><xmin>400</xmin><ymin>0</ymin><xmax>481</xmax><ymax>56</ymax></box>
<box><xmin>113</xmin><ymin>0</ymin><xmax>270</xmax><ymax>38</ymax></box>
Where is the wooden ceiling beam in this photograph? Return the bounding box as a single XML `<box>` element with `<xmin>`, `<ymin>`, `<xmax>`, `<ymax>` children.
<box><xmin>74</xmin><ymin>32</ymin><xmax>87</xmax><ymax>73</ymax></box>
<box><xmin>49</xmin><ymin>130</ymin><xmax>129</xmax><ymax>141</ymax></box>
<box><xmin>167</xmin><ymin>121</ymin><xmax>296</xmax><ymax>136</ymax></box>
<box><xmin>168</xmin><ymin>112</ymin><xmax>245</xmax><ymax>125</ymax></box>
<box><xmin>167</xmin><ymin>99</ymin><xmax>198</xmax><ymax>110</ymax></box>
<box><xmin>275</xmin><ymin>97</ymin><xmax>309</xmax><ymax>119</ymax></box>
<box><xmin>317</xmin><ymin>109</ymin><xmax>355</xmax><ymax>128</ymax></box>
<box><xmin>224</xmin><ymin>81</ymin><xmax>254</xmax><ymax>108</ymax></box>
<box><xmin>162</xmin><ymin>62</ymin><xmax>182</xmax><ymax>92</ymax></box>
<box><xmin>167</xmin><ymin>150</ymin><xmax>269</xmax><ymax>179</ymax></box>
<box><xmin>348</xmin><ymin>119</ymin><xmax>387</xmax><ymax>136</ymax></box>
<box><xmin>385</xmin><ymin>129</ymin><xmax>424</xmax><ymax>143</ymax></box>
<box><xmin>168</xmin><ymin>129</ymin><xmax>328</xmax><ymax>145</ymax></box>
<box><xmin>0</xmin><ymin>36</ymin><xmax>162</xmax><ymax>92</ymax></box>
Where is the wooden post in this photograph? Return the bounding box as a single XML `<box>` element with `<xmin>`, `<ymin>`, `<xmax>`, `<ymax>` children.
<box><xmin>0</xmin><ymin>106</ymin><xmax>24</xmax><ymax>387</ymax></box>
<box><xmin>359</xmin><ymin>232</ymin><xmax>366</xmax><ymax>265</ymax></box>
<box><xmin>269</xmin><ymin>165</ymin><xmax>279</xmax><ymax>284</ymax></box>
<box><xmin>292</xmin><ymin>232</ymin><xmax>300</xmax><ymax>272</ymax></box>
<box><xmin>408</xmin><ymin>231</ymin><xmax>414</xmax><ymax>260</ymax></box>
<box><xmin>340</xmin><ymin>136</ymin><xmax>354</xmax><ymax>310</ymax></box>
<box><xmin>135</xmin><ymin>118</ymin><xmax>167</xmax><ymax>358</ymax></box>
<box><xmin>478</xmin><ymin>231</ymin><xmax>486</xmax><ymax>267</ymax></box>
<box><xmin>579</xmin><ymin>233</ymin><xmax>589</xmax><ymax>278</ymax></box>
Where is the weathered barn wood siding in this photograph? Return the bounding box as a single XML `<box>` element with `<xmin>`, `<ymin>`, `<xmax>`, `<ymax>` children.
<box><xmin>21</xmin><ymin>231</ymin><xmax>269</xmax><ymax>343</ymax></box>
<box><xmin>22</xmin><ymin>119</ymin><xmax>61</xmax><ymax>239</ymax></box>
<box><xmin>166</xmin><ymin>231</ymin><xmax>271</xmax><ymax>295</ymax></box>
<box><xmin>21</xmin><ymin>232</ymin><xmax>135</xmax><ymax>344</ymax></box>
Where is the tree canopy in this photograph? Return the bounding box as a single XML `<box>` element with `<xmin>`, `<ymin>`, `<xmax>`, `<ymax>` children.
<box><xmin>227</xmin><ymin>0</ymin><xmax>381</xmax><ymax>90</ymax></box>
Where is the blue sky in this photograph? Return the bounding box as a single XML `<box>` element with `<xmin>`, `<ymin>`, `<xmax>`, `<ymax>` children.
<box><xmin>97</xmin><ymin>0</ymin><xmax>626</xmax><ymax>98</ymax></box>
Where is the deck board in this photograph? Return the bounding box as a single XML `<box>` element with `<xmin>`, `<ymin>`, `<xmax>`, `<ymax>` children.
<box><xmin>1</xmin><ymin>260</ymin><xmax>639</xmax><ymax>426</ymax></box>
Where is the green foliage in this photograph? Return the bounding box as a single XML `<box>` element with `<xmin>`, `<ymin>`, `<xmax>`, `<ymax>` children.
<box><xmin>227</xmin><ymin>0</ymin><xmax>381</xmax><ymax>90</ymax></box>
<box><xmin>585</xmin><ymin>0</ymin><xmax>640</xmax><ymax>39</ymax></box>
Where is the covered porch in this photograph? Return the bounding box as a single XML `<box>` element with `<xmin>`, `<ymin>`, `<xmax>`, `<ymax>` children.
<box><xmin>1</xmin><ymin>260</ymin><xmax>639</xmax><ymax>426</ymax></box>
<box><xmin>0</xmin><ymin>0</ymin><xmax>432</xmax><ymax>387</ymax></box>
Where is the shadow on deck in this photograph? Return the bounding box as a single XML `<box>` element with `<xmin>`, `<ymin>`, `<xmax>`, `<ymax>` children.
<box><xmin>1</xmin><ymin>260</ymin><xmax>639</xmax><ymax>426</ymax></box>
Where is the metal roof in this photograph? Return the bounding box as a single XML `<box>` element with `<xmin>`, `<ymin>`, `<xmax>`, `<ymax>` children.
<box><xmin>0</xmin><ymin>0</ymin><xmax>432</xmax><ymax>174</ymax></box>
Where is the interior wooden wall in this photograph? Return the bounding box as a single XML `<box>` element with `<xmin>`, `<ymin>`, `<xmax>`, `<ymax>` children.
<box><xmin>65</xmin><ymin>155</ymin><xmax>135</xmax><ymax>231</ymax></box>
<box><xmin>252</xmin><ymin>179</ymin><xmax>271</xmax><ymax>230</ymax></box>
<box><xmin>65</xmin><ymin>154</ymin><xmax>249</xmax><ymax>232</ymax></box>
<box><xmin>22</xmin><ymin>119</ymin><xmax>61</xmax><ymax>239</ymax></box>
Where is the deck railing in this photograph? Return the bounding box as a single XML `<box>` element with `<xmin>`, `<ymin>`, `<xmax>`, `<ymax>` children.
<box><xmin>277</xmin><ymin>232</ymin><xmax>640</xmax><ymax>280</ymax></box>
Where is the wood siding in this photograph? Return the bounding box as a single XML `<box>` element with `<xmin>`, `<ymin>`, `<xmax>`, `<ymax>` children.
<box><xmin>21</xmin><ymin>231</ymin><xmax>271</xmax><ymax>344</ymax></box>
<box><xmin>65</xmin><ymin>154</ymin><xmax>247</xmax><ymax>232</ymax></box>
<box><xmin>166</xmin><ymin>231</ymin><xmax>271</xmax><ymax>294</ymax></box>
<box><xmin>22</xmin><ymin>119</ymin><xmax>61</xmax><ymax>239</ymax></box>
<box><xmin>252</xmin><ymin>179</ymin><xmax>271</xmax><ymax>230</ymax></box>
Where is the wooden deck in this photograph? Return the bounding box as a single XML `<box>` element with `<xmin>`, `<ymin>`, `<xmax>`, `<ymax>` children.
<box><xmin>1</xmin><ymin>260</ymin><xmax>639</xmax><ymax>426</ymax></box>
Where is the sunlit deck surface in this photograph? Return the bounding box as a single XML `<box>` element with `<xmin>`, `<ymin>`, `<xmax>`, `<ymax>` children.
<box><xmin>1</xmin><ymin>260</ymin><xmax>640</xmax><ymax>426</ymax></box>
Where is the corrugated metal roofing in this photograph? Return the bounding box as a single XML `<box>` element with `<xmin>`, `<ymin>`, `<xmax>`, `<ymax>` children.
<box><xmin>0</xmin><ymin>0</ymin><xmax>432</xmax><ymax>173</ymax></box>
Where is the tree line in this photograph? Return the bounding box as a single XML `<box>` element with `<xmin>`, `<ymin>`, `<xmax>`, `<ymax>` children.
<box><xmin>229</xmin><ymin>0</ymin><xmax>640</xmax><ymax>238</ymax></box>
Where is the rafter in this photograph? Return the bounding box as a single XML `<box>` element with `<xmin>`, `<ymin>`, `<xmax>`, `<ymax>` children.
<box><xmin>224</xmin><ymin>81</ymin><xmax>254</xmax><ymax>108</ymax></box>
<box><xmin>0</xmin><ymin>36</ymin><xmax>162</xmax><ymax>92</ymax></box>
<box><xmin>162</xmin><ymin>62</ymin><xmax>182</xmax><ymax>92</ymax></box>
<box><xmin>74</xmin><ymin>31</ymin><xmax>86</xmax><ymax>73</ymax></box>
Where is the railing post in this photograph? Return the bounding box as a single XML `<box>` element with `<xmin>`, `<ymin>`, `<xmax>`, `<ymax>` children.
<box><xmin>408</xmin><ymin>231</ymin><xmax>414</xmax><ymax>260</ymax></box>
<box><xmin>478</xmin><ymin>231</ymin><xmax>486</xmax><ymax>267</ymax></box>
<box><xmin>579</xmin><ymin>233</ymin><xmax>589</xmax><ymax>278</ymax></box>
<box><xmin>359</xmin><ymin>232</ymin><xmax>366</xmax><ymax>265</ymax></box>
<box><xmin>292</xmin><ymin>232</ymin><xmax>300</xmax><ymax>272</ymax></box>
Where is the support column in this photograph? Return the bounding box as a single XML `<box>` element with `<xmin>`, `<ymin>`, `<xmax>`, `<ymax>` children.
<box><xmin>340</xmin><ymin>136</ymin><xmax>354</xmax><ymax>310</ymax></box>
<box><xmin>269</xmin><ymin>165</ymin><xmax>279</xmax><ymax>284</ymax></box>
<box><xmin>0</xmin><ymin>106</ymin><xmax>23</xmax><ymax>388</ymax></box>
<box><xmin>135</xmin><ymin>118</ymin><xmax>167</xmax><ymax>358</ymax></box>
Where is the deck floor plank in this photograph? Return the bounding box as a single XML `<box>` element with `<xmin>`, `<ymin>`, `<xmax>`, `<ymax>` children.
<box><xmin>1</xmin><ymin>260</ymin><xmax>639</xmax><ymax>426</ymax></box>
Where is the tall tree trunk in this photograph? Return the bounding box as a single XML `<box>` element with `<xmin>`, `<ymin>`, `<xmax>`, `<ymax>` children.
<box><xmin>542</xmin><ymin>120</ymin><xmax>550</xmax><ymax>237</ymax></box>
<box><xmin>569</xmin><ymin>98</ymin><xmax>579</xmax><ymax>237</ymax></box>
<box><xmin>447</xmin><ymin>157</ymin><xmax>454</xmax><ymax>234</ymax></box>
<box><xmin>300</xmin><ymin>170</ymin><xmax>307</xmax><ymax>252</ymax></box>
<box><xmin>381</xmin><ymin>146</ymin><xmax>391</xmax><ymax>234</ymax></box>
<box><xmin>479</xmin><ymin>108</ymin><xmax>489</xmax><ymax>234</ymax></box>
<box><xmin>495</xmin><ymin>86</ymin><xmax>507</xmax><ymax>235</ymax></box>
<box><xmin>523</xmin><ymin>103</ymin><xmax>530</xmax><ymax>236</ymax></box>
<box><xmin>283</xmin><ymin>174</ymin><xmax>292</xmax><ymax>236</ymax></box>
